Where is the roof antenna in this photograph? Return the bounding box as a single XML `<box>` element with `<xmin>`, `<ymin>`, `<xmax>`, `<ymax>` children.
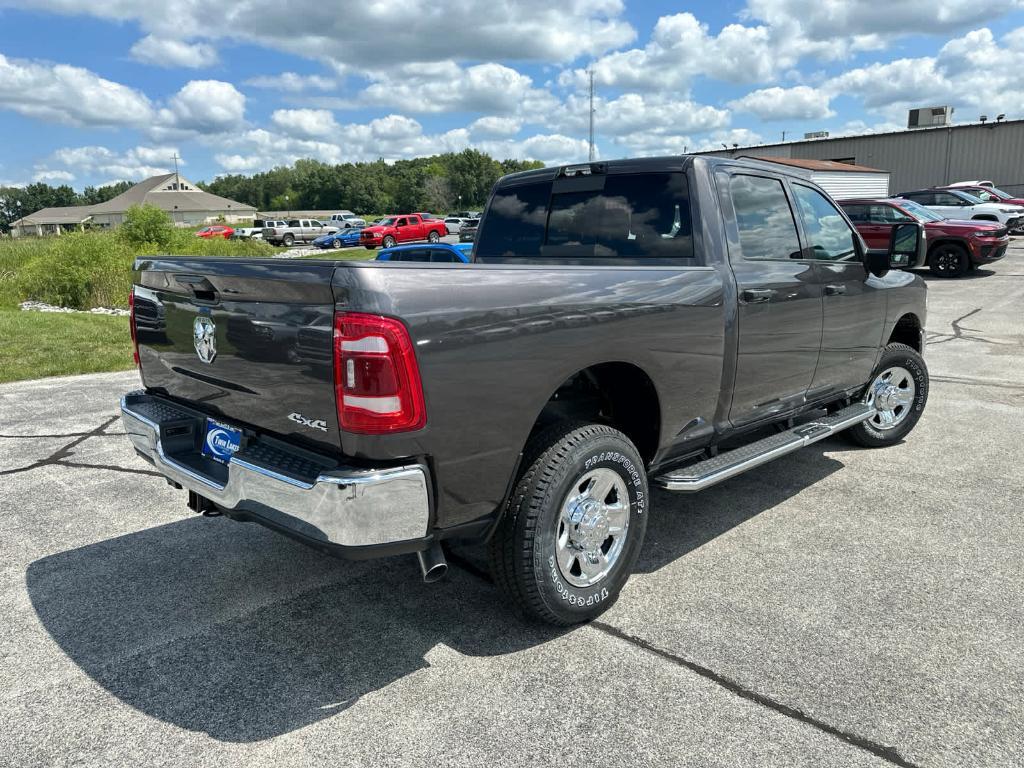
<box><xmin>588</xmin><ymin>68</ymin><xmax>596</xmax><ymax>162</ymax></box>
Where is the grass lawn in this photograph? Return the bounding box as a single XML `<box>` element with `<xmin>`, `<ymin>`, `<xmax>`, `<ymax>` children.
<box><xmin>0</xmin><ymin>308</ymin><xmax>135</xmax><ymax>384</ymax></box>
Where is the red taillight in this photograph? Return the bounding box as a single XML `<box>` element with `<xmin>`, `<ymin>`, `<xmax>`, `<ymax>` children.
<box><xmin>333</xmin><ymin>312</ymin><xmax>426</xmax><ymax>434</ymax></box>
<box><xmin>128</xmin><ymin>288</ymin><xmax>140</xmax><ymax>366</ymax></box>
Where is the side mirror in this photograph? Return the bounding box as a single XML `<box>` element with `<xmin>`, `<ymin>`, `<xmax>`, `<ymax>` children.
<box><xmin>889</xmin><ymin>221</ymin><xmax>922</xmax><ymax>268</ymax></box>
<box><xmin>863</xmin><ymin>222</ymin><xmax>922</xmax><ymax>276</ymax></box>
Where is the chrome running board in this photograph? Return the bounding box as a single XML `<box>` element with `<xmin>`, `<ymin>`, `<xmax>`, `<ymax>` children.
<box><xmin>655</xmin><ymin>403</ymin><xmax>874</xmax><ymax>492</ymax></box>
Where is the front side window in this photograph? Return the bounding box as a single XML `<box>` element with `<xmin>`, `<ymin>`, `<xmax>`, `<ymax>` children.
<box><xmin>729</xmin><ymin>174</ymin><xmax>801</xmax><ymax>261</ymax></box>
<box><xmin>396</xmin><ymin>217</ymin><xmax>408</xmax><ymax>227</ymax></box>
<box><xmin>792</xmin><ymin>184</ymin><xmax>857</xmax><ymax>262</ymax></box>
<box><xmin>869</xmin><ymin>205</ymin><xmax>912</xmax><ymax>224</ymax></box>
<box><xmin>933</xmin><ymin>192</ymin><xmax>966</xmax><ymax>206</ymax></box>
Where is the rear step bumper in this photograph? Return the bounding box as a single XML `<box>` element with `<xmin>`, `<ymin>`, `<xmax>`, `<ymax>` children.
<box><xmin>655</xmin><ymin>403</ymin><xmax>874</xmax><ymax>492</ymax></box>
<box><xmin>120</xmin><ymin>391</ymin><xmax>430</xmax><ymax>553</ymax></box>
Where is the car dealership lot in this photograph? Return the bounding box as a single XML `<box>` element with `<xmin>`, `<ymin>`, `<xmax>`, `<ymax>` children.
<box><xmin>2</xmin><ymin>246</ymin><xmax>1023</xmax><ymax>768</ymax></box>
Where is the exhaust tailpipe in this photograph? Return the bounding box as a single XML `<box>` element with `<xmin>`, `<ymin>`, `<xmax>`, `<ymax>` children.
<box><xmin>416</xmin><ymin>543</ymin><xmax>448</xmax><ymax>583</ymax></box>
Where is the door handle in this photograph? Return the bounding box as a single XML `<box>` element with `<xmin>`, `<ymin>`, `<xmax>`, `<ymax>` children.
<box><xmin>741</xmin><ymin>288</ymin><xmax>774</xmax><ymax>304</ymax></box>
<box><xmin>824</xmin><ymin>284</ymin><xmax>847</xmax><ymax>296</ymax></box>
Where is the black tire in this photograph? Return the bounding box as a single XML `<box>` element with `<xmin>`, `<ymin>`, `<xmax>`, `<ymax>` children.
<box><xmin>382</xmin><ymin>236</ymin><xmax>396</xmax><ymax>249</ymax></box>
<box><xmin>331</xmin><ymin>238</ymin><xmax>342</xmax><ymax>249</ymax></box>
<box><xmin>847</xmin><ymin>343</ymin><xmax>929</xmax><ymax>448</ymax></box>
<box><xmin>928</xmin><ymin>243</ymin><xmax>968</xmax><ymax>277</ymax></box>
<box><xmin>428</xmin><ymin>230</ymin><xmax>440</xmax><ymax>243</ymax></box>
<box><xmin>489</xmin><ymin>421</ymin><xmax>649</xmax><ymax>625</ymax></box>
<box><xmin>283</xmin><ymin>233</ymin><xmax>294</xmax><ymax>247</ymax></box>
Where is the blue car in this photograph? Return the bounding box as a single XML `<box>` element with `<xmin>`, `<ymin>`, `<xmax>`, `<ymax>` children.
<box><xmin>375</xmin><ymin>243</ymin><xmax>472</xmax><ymax>262</ymax></box>
<box><xmin>312</xmin><ymin>228</ymin><xmax>363</xmax><ymax>249</ymax></box>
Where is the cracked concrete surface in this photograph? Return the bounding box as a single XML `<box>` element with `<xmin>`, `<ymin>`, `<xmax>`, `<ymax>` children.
<box><xmin>0</xmin><ymin>245</ymin><xmax>1022</xmax><ymax>768</ymax></box>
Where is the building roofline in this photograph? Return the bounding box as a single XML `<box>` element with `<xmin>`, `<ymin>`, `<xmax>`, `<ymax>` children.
<box><xmin>695</xmin><ymin>118</ymin><xmax>1024</xmax><ymax>155</ymax></box>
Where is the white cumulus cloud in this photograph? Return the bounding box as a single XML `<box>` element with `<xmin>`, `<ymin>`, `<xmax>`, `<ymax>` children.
<box><xmin>130</xmin><ymin>35</ymin><xmax>218</xmax><ymax>68</ymax></box>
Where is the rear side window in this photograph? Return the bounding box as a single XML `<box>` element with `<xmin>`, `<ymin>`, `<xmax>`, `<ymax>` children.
<box><xmin>388</xmin><ymin>249</ymin><xmax>430</xmax><ymax>262</ymax></box>
<box><xmin>729</xmin><ymin>174</ymin><xmax>801</xmax><ymax>261</ymax></box>
<box><xmin>842</xmin><ymin>204</ymin><xmax>868</xmax><ymax>222</ymax></box>
<box><xmin>791</xmin><ymin>184</ymin><xmax>857</xmax><ymax>262</ymax></box>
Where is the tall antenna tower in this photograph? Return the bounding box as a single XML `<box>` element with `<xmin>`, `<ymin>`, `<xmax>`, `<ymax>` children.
<box><xmin>171</xmin><ymin>152</ymin><xmax>181</xmax><ymax>188</ymax></box>
<box><xmin>588</xmin><ymin>68</ymin><xmax>596</xmax><ymax>161</ymax></box>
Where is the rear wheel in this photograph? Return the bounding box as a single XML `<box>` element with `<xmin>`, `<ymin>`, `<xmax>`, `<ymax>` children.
<box><xmin>428</xmin><ymin>230</ymin><xmax>440</xmax><ymax>243</ymax></box>
<box><xmin>382</xmin><ymin>236</ymin><xmax>396</xmax><ymax>249</ymax></box>
<box><xmin>489</xmin><ymin>421</ymin><xmax>648</xmax><ymax>625</ymax></box>
<box><xmin>847</xmin><ymin>343</ymin><xmax>928</xmax><ymax>448</ymax></box>
<box><xmin>928</xmin><ymin>243</ymin><xmax>968</xmax><ymax>277</ymax></box>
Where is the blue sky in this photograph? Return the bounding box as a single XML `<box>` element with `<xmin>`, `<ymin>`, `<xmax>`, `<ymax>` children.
<box><xmin>1</xmin><ymin>0</ymin><xmax>1023</xmax><ymax>189</ymax></box>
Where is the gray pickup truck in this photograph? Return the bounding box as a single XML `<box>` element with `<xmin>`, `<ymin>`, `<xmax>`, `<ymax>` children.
<box><xmin>262</xmin><ymin>218</ymin><xmax>339</xmax><ymax>246</ymax></box>
<box><xmin>122</xmin><ymin>155</ymin><xmax>929</xmax><ymax>625</ymax></box>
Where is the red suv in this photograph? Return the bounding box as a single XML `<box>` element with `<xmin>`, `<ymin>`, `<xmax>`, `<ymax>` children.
<box><xmin>840</xmin><ymin>198</ymin><xmax>1009</xmax><ymax>277</ymax></box>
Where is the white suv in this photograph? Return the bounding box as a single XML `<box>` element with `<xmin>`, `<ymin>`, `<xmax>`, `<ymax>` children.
<box><xmin>897</xmin><ymin>189</ymin><xmax>1024</xmax><ymax>231</ymax></box>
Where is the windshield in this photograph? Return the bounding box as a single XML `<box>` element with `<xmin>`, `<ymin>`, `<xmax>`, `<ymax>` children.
<box><xmin>378</xmin><ymin>217</ymin><xmax>396</xmax><ymax>226</ymax></box>
<box><xmin>897</xmin><ymin>199</ymin><xmax>945</xmax><ymax>222</ymax></box>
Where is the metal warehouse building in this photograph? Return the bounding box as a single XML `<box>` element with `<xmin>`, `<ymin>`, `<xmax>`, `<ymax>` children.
<box><xmin>697</xmin><ymin>119</ymin><xmax>1024</xmax><ymax>197</ymax></box>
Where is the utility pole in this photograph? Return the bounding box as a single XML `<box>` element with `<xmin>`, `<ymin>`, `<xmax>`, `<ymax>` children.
<box><xmin>171</xmin><ymin>152</ymin><xmax>181</xmax><ymax>188</ymax></box>
<box><xmin>781</xmin><ymin>131</ymin><xmax>787</xmax><ymax>142</ymax></box>
<box><xmin>588</xmin><ymin>68</ymin><xmax>596</xmax><ymax>161</ymax></box>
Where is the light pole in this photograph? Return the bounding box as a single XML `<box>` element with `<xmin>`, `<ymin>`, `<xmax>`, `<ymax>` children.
<box><xmin>285</xmin><ymin>194</ymin><xmax>290</xmax><ymax>218</ymax></box>
<box><xmin>457</xmin><ymin>194</ymin><xmax>461</xmax><ymax>213</ymax></box>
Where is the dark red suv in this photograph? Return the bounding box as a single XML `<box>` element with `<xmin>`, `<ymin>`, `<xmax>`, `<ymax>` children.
<box><xmin>840</xmin><ymin>198</ymin><xmax>1009</xmax><ymax>277</ymax></box>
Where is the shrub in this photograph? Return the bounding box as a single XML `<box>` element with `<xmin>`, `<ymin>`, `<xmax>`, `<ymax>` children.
<box><xmin>5</xmin><ymin>226</ymin><xmax>277</xmax><ymax>311</ymax></box>
<box><xmin>16</xmin><ymin>232</ymin><xmax>144</xmax><ymax>309</ymax></box>
<box><xmin>119</xmin><ymin>203</ymin><xmax>174</xmax><ymax>248</ymax></box>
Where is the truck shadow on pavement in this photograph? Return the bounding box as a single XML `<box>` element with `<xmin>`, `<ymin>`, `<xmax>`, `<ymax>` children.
<box><xmin>25</xmin><ymin>442</ymin><xmax>847</xmax><ymax>743</ymax></box>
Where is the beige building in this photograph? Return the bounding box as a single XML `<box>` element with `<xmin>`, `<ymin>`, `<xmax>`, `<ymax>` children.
<box><xmin>10</xmin><ymin>173</ymin><xmax>256</xmax><ymax>237</ymax></box>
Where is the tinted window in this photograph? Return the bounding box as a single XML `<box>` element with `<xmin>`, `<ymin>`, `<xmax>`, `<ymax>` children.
<box><xmin>870</xmin><ymin>204</ymin><xmax>912</xmax><ymax>224</ymax></box>
<box><xmin>287</xmin><ymin>220</ymin><xmax>300</xmax><ymax>227</ymax></box>
<box><xmin>898</xmin><ymin>200</ymin><xmax>945</xmax><ymax>222</ymax></box>
<box><xmin>542</xmin><ymin>173</ymin><xmax>694</xmax><ymax>262</ymax></box>
<box><xmin>902</xmin><ymin>193</ymin><xmax>933</xmax><ymax>205</ymax></box>
<box><xmin>475</xmin><ymin>181</ymin><xmax>552</xmax><ymax>258</ymax></box>
<box><xmin>792</xmin><ymin>184</ymin><xmax>857</xmax><ymax>262</ymax></box>
<box><xmin>430</xmin><ymin>250</ymin><xmax>460</xmax><ymax>262</ymax></box>
<box><xmin>933</xmin><ymin>192</ymin><xmax>966</xmax><ymax>206</ymax></box>
<box><xmin>729</xmin><ymin>174</ymin><xmax>801</xmax><ymax>261</ymax></box>
<box><xmin>388</xmin><ymin>249</ymin><xmax>430</xmax><ymax>262</ymax></box>
<box><xmin>842</xmin><ymin>204</ymin><xmax>869</xmax><ymax>222</ymax></box>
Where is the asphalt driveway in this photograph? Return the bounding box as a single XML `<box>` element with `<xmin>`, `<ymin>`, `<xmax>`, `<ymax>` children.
<box><xmin>2</xmin><ymin>246</ymin><xmax>1022</xmax><ymax>767</ymax></box>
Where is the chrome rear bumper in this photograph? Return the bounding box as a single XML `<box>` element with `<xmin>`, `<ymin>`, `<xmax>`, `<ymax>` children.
<box><xmin>120</xmin><ymin>392</ymin><xmax>430</xmax><ymax>550</ymax></box>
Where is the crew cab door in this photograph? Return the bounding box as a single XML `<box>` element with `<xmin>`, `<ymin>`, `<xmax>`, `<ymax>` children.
<box><xmin>393</xmin><ymin>216</ymin><xmax>411</xmax><ymax>242</ymax></box>
<box><xmin>790</xmin><ymin>183</ymin><xmax>886</xmax><ymax>396</ymax></box>
<box><xmin>719</xmin><ymin>170</ymin><xmax>823</xmax><ymax>426</ymax></box>
<box><xmin>406</xmin><ymin>215</ymin><xmax>424</xmax><ymax>241</ymax></box>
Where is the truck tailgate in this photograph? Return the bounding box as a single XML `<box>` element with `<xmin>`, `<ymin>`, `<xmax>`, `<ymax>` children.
<box><xmin>133</xmin><ymin>257</ymin><xmax>341</xmax><ymax>452</ymax></box>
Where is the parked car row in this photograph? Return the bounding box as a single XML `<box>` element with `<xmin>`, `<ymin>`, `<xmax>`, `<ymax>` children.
<box><xmin>894</xmin><ymin>188</ymin><xmax>1024</xmax><ymax>231</ymax></box>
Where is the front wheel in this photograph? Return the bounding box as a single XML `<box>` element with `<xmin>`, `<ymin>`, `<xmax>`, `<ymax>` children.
<box><xmin>382</xmin><ymin>236</ymin><xmax>396</xmax><ymax>249</ymax></box>
<box><xmin>331</xmin><ymin>238</ymin><xmax>342</xmax><ymax>249</ymax></box>
<box><xmin>928</xmin><ymin>243</ymin><xmax>968</xmax><ymax>277</ymax></box>
<box><xmin>427</xmin><ymin>230</ymin><xmax>440</xmax><ymax>243</ymax></box>
<box><xmin>489</xmin><ymin>422</ymin><xmax>649</xmax><ymax>625</ymax></box>
<box><xmin>282</xmin><ymin>233</ymin><xmax>294</xmax><ymax>247</ymax></box>
<box><xmin>847</xmin><ymin>343</ymin><xmax>929</xmax><ymax>448</ymax></box>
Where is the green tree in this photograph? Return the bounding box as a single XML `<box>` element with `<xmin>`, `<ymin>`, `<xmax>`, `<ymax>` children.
<box><xmin>119</xmin><ymin>204</ymin><xmax>174</xmax><ymax>247</ymax></box>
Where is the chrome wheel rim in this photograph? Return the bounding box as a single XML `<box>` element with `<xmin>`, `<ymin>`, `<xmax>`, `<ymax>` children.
<box><xmin>555</xmin><ymin>468</ymin><xmax>629</xmax><ymax>588</ymax></box>
<box><xmin>865</xmin><ymin>365</ymin><xmax>915</xmax><ymax>431</ymax></box>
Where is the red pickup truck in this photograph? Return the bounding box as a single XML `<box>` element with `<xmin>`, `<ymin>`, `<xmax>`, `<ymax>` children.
<box><xmin>359</xmin><ymin>214</ymin><xmax>447</xmax><ymax>249</ymax></box>
<box><xmin>840</xmin><ymin>197</ymin><xmax>1009</xmax><ymax>277</ymax></box>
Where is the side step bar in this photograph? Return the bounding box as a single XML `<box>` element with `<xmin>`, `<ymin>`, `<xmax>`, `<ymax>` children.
<box><xmin>655</xmin><ymin>403</ymin><xmax>874</xmax><ymax>492</ymax></box>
